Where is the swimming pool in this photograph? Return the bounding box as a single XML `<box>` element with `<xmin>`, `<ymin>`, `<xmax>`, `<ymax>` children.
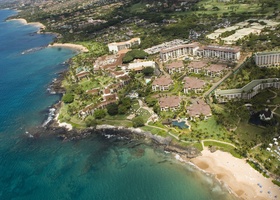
<box><xmin>172</xmin><ymin>120</ymin><xmax>189</xmax><ymax>129</ymax></box>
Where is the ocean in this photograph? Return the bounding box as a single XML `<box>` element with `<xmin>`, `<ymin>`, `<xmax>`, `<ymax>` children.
<box><xmin>0</xmin><ymin>9</ymin><xmax>237</xmax><ymax>200</ymax></box>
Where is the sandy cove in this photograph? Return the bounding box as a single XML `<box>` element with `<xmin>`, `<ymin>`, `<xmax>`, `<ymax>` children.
<box><xmin>189</xmin><ymin>149</ymin><xmax>280</xmax><ymax>200</ymax></box>
<box><xmin>8</xmin><ymin>18</ymin><xmax>46</xmax><ymax>30</ymax></box>
<box><xmin>48</xmin><ymin>43</ymin><xmax>89</xmax><ymax>53</ymax></box>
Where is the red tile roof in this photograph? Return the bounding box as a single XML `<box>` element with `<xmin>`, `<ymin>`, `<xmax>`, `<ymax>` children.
<box><xmin>166</xmin><ymin>60</ymin><xmax>184</xmax><ymax>69</ymax></box>
<box><xmin>188</xmin><ymin>99</ymin><xmax>211</xmax><ymax>117</ymax></box>
<box><xmin>184</xmin><ymin>77</ymin><xmax>205</xmax><ymax>89</ymax></box>
<box><xmin>159</xmin><ymin>96</ymin><xmax>181</xmax><ymax>108</ymax></box>
<box><xmin>86</xmin><ymin>88</ymin><xmax>99</xmax><ymax>95</ymax></box>
<box><xmin>207</xmin><ymin>64</ymin><xmax>226</xmax><ymax>72</ymax></box>
<box><xmin>188</xmin><ymin>61</ymin><xmax>208</xmax><ymax>69</ymax></box>
<box><xmin>76</xmin><ymin>71</ymin><xmax>90</xmax><ymax>78</ymax></box>
<box><xmin>152</xmin><ymin>75</ymin><xmax>173</xmax><ymax>86</ymax></box>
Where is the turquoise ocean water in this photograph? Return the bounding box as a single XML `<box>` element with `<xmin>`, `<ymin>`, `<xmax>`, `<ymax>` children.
<box><xmin>0</xmin><ymin>9</ymin><xmax>237</xmax><ymax>200</ymax></box>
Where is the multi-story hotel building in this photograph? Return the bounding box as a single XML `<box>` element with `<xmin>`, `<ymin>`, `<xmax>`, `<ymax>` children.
<box><xmin>199</xmin><ymin>45</ymin><xmax>241</xmax><ymax>61</ymax></box>
<box><xmin>215</xmin><ymin>78</ymin><xmax>280</xmax><ymax>103</ymax></box>
<box><xmin>160</xmin><ymin>42</ymin><xmax>240</xmax><ymax>62</ymax></box>
<box><xmin>254</xmin><ymin>51</ymin><xmax>280</xmax><ymax>67</ymax></box>
<box><xmin>160</xmin><ymin>42</ymin><xmax>200</xmax><ymax>62</ymax></box>
<box><xmin>108</xmin><ymin>38</ymin><xmax>141</xmax><ymax>53</ymax></box>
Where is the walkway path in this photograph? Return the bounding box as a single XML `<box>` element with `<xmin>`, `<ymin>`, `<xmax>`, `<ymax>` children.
<box><xmin>201</xmin><ymin>139</ymin><xmax>237</xmax><ymax>149</ymax></box>
<box><xmin>144</xmin><ymin>123</ymin><xmax>237</xmax><ymax>149</ymax></box>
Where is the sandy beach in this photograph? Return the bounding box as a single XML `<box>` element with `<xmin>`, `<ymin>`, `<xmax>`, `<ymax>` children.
<box><xmin>188</xmin><ymin>149</ymin><xmax>280</xmax><ymax>200</ymax></box>
<box><xmin>48</xmin><ymin>43</ymin><xmax>89</xmax><ymax>53</ymax></box>
<box><xmin>8</xmin><ymin>18</ymin><xmax>46</xmax><ymax>30</ymax></box>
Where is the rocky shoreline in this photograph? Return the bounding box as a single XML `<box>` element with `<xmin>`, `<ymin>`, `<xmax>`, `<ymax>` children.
<box><xmin>40</xmin><ymin>121</ymin><xmax>201</xmax><ymax>159</ymax></box>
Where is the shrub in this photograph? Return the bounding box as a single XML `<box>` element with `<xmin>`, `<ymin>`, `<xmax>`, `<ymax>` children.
<box><xmin>62</xmin><ymin>93</ymin><xmax>74</xmax><ymax>103</ymax></box>
<box><xmin>132</xmin><ymin>116</ymin><xmax>145</xmax><ymax>127</ymax></box>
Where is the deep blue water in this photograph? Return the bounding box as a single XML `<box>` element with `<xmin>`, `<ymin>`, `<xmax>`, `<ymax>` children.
<box><xmin>0</xmin><ymin>9</ymin><xmax>237</xmax><ymax>200</ymax></box>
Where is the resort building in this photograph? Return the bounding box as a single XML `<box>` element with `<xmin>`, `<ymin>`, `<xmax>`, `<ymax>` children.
<box><xmin>183</xmin><ymin>77</ymin><xmax>205</xmax><ymax>94</ymax></box>
<box><xmin>109</xmin><ymin>70</ymin><xmax>127</xmax><ymax>78</ymax></box>
<box><xmin>165</xmin><ymin>60</ymin><xmax>184</xmax><ymax>74</ymax></box>
<box><xmin>108</xmin><ymin>38</ymin><xmax>141</xmax><ymax>53</ymax></box>
<box><xmin>254</xmin><ymin>51</ymin><xmax>280</xmax><ymax>67</ymax></box>
<box><xmin>79</xmin><ymin>89</ymin><xmax>118</xmax><ymax>119</ymax></box>
<box><xmin>198</xmin><ymin>45</ymin><xmax>241</xmax><ymax>61</ymax></box>
<box><xmin>86</xmin><ymin>88</ymin><xmax>99</xmax><ymax>96</ymax></box>
<box><xmin>160</xmin><ymin>42</ymin><xmax>200</xmax><ymax>62</ymax></box>
<box><xmin>76</xmin><ymin>71</ymin><xmax>90</xmax><ymax>80</ymax></box>
<box><xmin>215</xmin><ymin>78</ymin><xmax>280</xmax><ymax>103</ymax></box>
<box><xmin>159</xmin><ymin>96</ymin><xmax>181</xmax><ymax>111</ymax></box>
<box><xmin>119</xmin><ymin>75</ymin><xmax>131</xmax><ymax>86</ymax></box>
<box><xmin>127</xmin><ymin>61</ymin><xmax>156</xmax><ymax>72</ymax></box>
<box><xmin>160</xmin><ymin>42</ymin><xmax>240</xmax><ymax>62</ymax></box>
<box><xmin>205</xmin><ymin>63</ymin><xmax>226</xmax><ymax>77</ymax></box>
<box><xmin>152</xmin><ymin>75</ymin><xmax>173</xmax><ymax>91</ymax></box>
<box><xmin>188</xmin><ymin>61</ymin><xmax>207</xmax><ymax>74</ymax></box>
<box><xmin>144</xmin><ymin>39</ymin><xmax>188</xmax><ymax>55</ymax></box>
<box><xmin>187</xmin><ymin>99</ymin><xmax>212</xmax><ymax>120</ymax></box>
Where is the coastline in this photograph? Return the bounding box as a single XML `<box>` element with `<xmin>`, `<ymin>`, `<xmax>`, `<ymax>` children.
<box><xmin>10</xmin><ymin>11</ymin><xmax>278</xmax><ymax>200</ymax></box>
<box><xmin>188</xmin><ymin>149</ymin><xmax>280</xmax><ymax>200</ymax></box>
<box><xmin>49</xmin><ymin>112</ymin><xmax>280</xmax><ymax>199</ymax></box>
<box><xmin>7</xmin><ymin>18</ymin><xmax>88</xmax><ymax>53</ymax></box>
<box><xmin>7</xmin><ymin>18</ymin><xmax>46</xmax><ymax>32</ymax></box>
<box><xmin>48</xmin><ymin>43</ymin><xmax>89</xmax><ymax>53</ymax></box>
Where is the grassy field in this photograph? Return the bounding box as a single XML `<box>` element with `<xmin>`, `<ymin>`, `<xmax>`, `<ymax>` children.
<box><xmin>192</xmin><ymin>0</ymin><xmax>260</xmax><ymax>16</ymax></box>
<box><xmin>99</xmin><ymin>119</ymin><xmax>133</xmax><ymax>127</ymax></box>
<box><xmin>204</xmin><ymin>141</ymin><xmax>242</xmax><ymax>158</ymax></box>
<box><xmin>140</xmin><ymin>126</ymin><xmax>168</xmax><ymax>137</ymax></box>
<box><xmin>193</xmin><ymin>116</ymin><xmax>228</xmax><ymax>139</ymax></box>
<box><xmin>235</xmin><ymin>122</ymin><xmax>266</xmax><ymax>145</ymax></box>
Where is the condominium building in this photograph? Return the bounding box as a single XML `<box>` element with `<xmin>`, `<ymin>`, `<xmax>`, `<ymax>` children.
<box><xmin>205</xmin><ymin>64</ymin><xmax>226</xmax><ymax>77</ymax></box>
<box><xmin>187</xmin><ymin>99</ymin><xmax>212</xmax><ymax>120</ymax></box>
<box><xmin>165</xmin><ymin>60</ymin><xmax>184</xmax><ymax>74</ymax></box>
<box><xmin>159</xmin><ymin>96</ymin><xmax>181</xmax><ymax>111</ymax></box>
<box><xmin>160</xmin><ymin>42</ymin><xmax>200</xmax><ymax>62</ymax></box>
<box><xmin>215</xmin><ymin>78</ymin><xmax>280</xmax><ymax>103</ymax></box>
<box><xmin>254</xmin><ymin>51</ymin><xmax>280</xmax><ymax>67</ymax></box>
<box><xmin>108</xmin><ymin>38</ymin><xmax>141</xmax><ymax>53</ymax></box>
<box><xmin>152</xmin><ymin>75</ymin><xmax>173</xmax><ymax>91</ymax></box>
<box><xmin>183</xmin><ymin>77</ymin><xmax>205</xmax><ymax>94</ymax></box>
<box><xmin>188</xmin><ymin>61</ymin><xmax>207</xmax><ymax>74</ymax></box>
<box><xmin>198</xmin><ymin>45</ymin><xmax>240</xmax><ymax>61</ymax></box>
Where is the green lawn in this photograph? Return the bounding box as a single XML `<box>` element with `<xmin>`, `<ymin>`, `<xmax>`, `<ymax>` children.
<box><xmin>251</xmin><ymin>89</ymin><xmax>276</xmax><ymax>105</ymax></box>
<box><xmin>129</xmin><ymin>2</ymin><xmax>147</xmax><ymax>13</ymax></box>
<box><xmin>140</xmin><ymin>126</ymin><xmax>168</xmax><ymax>137</ymax></box>
<box><xmin>235</xmin><ymin>122</ymin><xmax>266</xmax><ymax>146</ymax></box>
<box><xmin>136</xmin><ymin>108</ymin><xmax>151</xmax><ymax>122</ymax></box>
<box><xmin>191</xmin><ymin>0</ymin><xmax>260</xmax><ymax>15</ymax></box>
<box><xmin>193</xmin><ymin>116</ymin><xmax>227</xmax><ymax>139</ymax></box>
<box><xmin>274</xmin><ymin>107</ymin><xmax>280</xmax><ymax>115</ymax></box>
<box><xmin>99</xmin><ymin>119</ymin><xmax>133</xmax><ymax>127</ymax></box>
<box><xmin>204</xmin><ymin>141</ymin><xmax>242</xmax><ymax>158</ymax></box>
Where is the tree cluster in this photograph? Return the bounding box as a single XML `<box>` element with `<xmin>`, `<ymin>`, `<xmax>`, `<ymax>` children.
<box><xmin>122</xmin><ymin>49</ymin><xmax>148</xmax><ymax>63</ymax></box>
<box><xmin>106</xmin><ymin>97</ymin><xmax>132</xmax><ymax>116</ymax></box>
